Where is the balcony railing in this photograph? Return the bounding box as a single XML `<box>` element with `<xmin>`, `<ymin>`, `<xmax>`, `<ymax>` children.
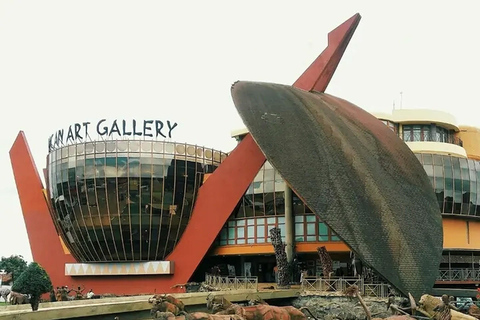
<box><xmin>204</xmin><ymin>273</ymin><xmax>258</xmax><ymax>291</ymax></box>
<box><xmin>301</xmin><ymin>277</ymin><xmax>394</xmax><ymax>298</ymax></box>
<box><xmin>437</xmin><ymin>269</ymin><xmax>480</xmax><ymax>281</ymax></box>
<box><xmin>402</xmin><ymin>132</ymin><xmax>463</xmax><ymax>147</ymax></box>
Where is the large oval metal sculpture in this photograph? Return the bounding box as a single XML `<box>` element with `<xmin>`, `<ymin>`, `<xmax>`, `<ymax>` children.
<box><xmin>231</xmin><ymin>80</ymin><xmax>443</xmax><ymax>299</ymax></box>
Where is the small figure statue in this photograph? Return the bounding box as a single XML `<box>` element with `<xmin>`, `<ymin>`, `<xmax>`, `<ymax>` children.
<box><xmin>72</xmin><ymin>286</ymin><xmax>85</xmax><ymax>300</ymax></box>
<box><xmin>210</xmin><ymin>265</ymin><xmax>221</xmax><ymax>276</ymax></box>
<box><xmin>55</xmin><ymin>287</ymin><xmax>61</xmax><ymax>301</ymax></box>
<box><xmin>433</xmin><ymin>294</ymin><xmax>458</xmax><ymax>320</ymax></box>
<box><xmin>86</xmin><ymin>289</ymin><xmax>95</xmax><ymax>299</ymax></box>
<box><xmin>49</xmin><ymin>289</ymin><xmax>56</xmax><ymax>302</ymax></box>
<box><xmin>60</xmin><ymin>286</ymin><xmax>69</xmax><ymax>301</ymax></box>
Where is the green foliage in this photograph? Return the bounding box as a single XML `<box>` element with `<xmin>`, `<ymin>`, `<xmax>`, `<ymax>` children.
<box><xmin>0</xmin><ymin>255</ymin><xmax>27</xmax><ymax>282</ymax></box>
<box><xmin>12</xmin><ymin>262</ymin><xmax>52</xmax><ymax>297</ymax></box>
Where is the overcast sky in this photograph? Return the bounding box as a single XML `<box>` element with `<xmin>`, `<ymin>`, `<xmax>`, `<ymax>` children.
<box><xmin>1</xmin><ymin>1</ymin><xmax>479</xmax><ymax>262</ymax></box>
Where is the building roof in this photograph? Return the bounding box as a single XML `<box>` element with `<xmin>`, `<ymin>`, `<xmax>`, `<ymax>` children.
<box><xmin>373</xmin><ymin>109</ymin><xmax>460</xmax><ymax>131</ymax></box>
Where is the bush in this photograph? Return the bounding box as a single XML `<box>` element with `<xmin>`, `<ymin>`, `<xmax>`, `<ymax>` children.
<box><xmin>12</xmin><ymin>262</ymin><xmax>52</xmax><ymax>311</ymax></box>
<box><xmin>0</xmin><ymin>255</ymin><xmax>27</xmax><ymax>283</ymax></box>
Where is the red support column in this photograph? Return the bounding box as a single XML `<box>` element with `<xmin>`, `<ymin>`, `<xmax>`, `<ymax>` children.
<box><xmin>293</xmin><ymin>13</ymin><xmax>361</xmax><ymax>93</ymax></box>
<box><xmin>10</xmin><ymin>132</ymin><xmax>76</xmax><ymax>289</ymax></box>
<box><xmin>166</xmin><ymin>134</ymin><xmax>266</xmax><ymax>288</ymax></box>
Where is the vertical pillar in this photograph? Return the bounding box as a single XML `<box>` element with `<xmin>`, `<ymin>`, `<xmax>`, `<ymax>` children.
<box><xmin>284</xmin><ymin>183</ymin><xmax>294</xmax><ymax>263</ymax></box>
<box><xmin>430</xmin><ymin>123</ymin><xmax>437</xmax><ymax>141</ymax></box>
<box><xmin>240</xmin><ymin>256</ymin><xmax>245</xmax><ymax>276</ymax></box>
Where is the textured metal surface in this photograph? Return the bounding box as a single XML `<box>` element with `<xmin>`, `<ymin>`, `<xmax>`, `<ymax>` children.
<box><xmin>231</xmin><ymin>81</ymin><xmax>443</xmax><ymax>298</ymax></box>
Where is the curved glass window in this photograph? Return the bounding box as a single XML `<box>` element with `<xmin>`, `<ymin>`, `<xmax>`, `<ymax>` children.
<box><xmin>219</xmin><ymin>153</ymin><xmax>480</xmax><ymax>251</ymax></box>
<box><xmin>401</xmin><ymin>125</ymin><xmax>462</xmax><ymax>146</ymax></box>
<box><xmin>416</xmin><ymin>153</ymin><xmax>480</xmax><ymax>216</ymax></box>
<box><xmin>235</xmin><ymin>162</ymin><xmax>285</xmax><ymax>218</ymax></box>
<box><xmin>221</xmin><ymin>161</ymin><xmax>342</xmax><ymax>246</ymax></box>
<box><xmin>47</xmin><ymin>141</ymin><xmax>226</xmax><ymax>262</ymax></box>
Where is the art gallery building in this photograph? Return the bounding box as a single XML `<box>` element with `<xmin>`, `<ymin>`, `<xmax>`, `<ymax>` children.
<box><xmin>11</xmin><ymin>109</ymin><xmax>480</xmax><ymax>293</ymax></box>
<box><xmin>200</xmin><ymin>108</ymin><xmax>480</xmax><ymax>288</ymax></box>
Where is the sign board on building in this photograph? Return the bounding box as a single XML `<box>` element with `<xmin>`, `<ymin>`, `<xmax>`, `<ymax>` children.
<box><xmin>48</xmin><ymin>119</ymin><xmax>178</xmax><ymax>152</ymax></box>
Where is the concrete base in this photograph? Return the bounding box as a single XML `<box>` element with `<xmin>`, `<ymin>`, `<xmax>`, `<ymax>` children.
<box><xmin>0</xmin><ymin>289</ymin><xmax>301</xmax><ymax>320</ymax></box>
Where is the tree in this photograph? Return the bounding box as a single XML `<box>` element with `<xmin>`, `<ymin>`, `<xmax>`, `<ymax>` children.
<box><xmin>0</xmin><ymin>255</ymin><xmax>27</xmax><ymax>283</ymax></box>
<box><xmin>12</xmin><ymin>262</ymin><xmax>52</xmax><ymax>311</ymax></box>
<box><xmin>269</xmin><ymin>227</ymin><xmax>290</xmax><ymax>288</ymax></box>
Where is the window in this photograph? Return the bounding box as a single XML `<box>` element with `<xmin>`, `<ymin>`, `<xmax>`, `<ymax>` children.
<box><xmin>380</xmin><ymin>119</ymin><xmax>398</xmax><ymax>133</ymax></box>
<box><xmin>331</xmin><ymin>232</ymin><xmax>340</xmax><ymax>241</ymax></box>
<box><xmin>402</xmin><ymin>125</ymin><xmax>432</xmax><ymax>142</ymax></box>
<box><xmin>295</xmin><ymin>216</ymin><xmax>304</xmax><ymax>241</ymax></box>
<box><xmin>319</xmin><ymin>223</ymin><xmax>328</xmax><ymax>241</ymax></box>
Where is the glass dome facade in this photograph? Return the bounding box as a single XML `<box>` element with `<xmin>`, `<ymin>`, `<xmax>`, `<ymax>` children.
<box><xmin>415</xmin><ymin>153</ymin><xmax>480</xmax><ymax>216</ymax></box>
<box><xmin>47</xmin><ymin>140</ymin><xmax>227</xmax><ymax>262</ymax></box>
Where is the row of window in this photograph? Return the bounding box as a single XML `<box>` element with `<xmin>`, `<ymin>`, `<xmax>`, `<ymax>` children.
<box><xmin>234</xmin><ymin>191</ymin><xmax>319</xmax><ymax>217</ymax></box>
<box><xmin>294</xmin><ymin>215</ymin><xmax>340</xmax><ymax>242</ymax></box>
<box><xmin>218</xmin><ymin>215</ymin><xmax>340</xmax><ymax>246</ymax></box>
<box><xmin>403</xmin><ymin>125</ymin><xmax>458</xmax><ymax>144</ymax></box>
<box><xmin>379</xmin><ymin>121</ymin><xmax>462</xmax><ymax>146</ymax></box>
<box><xmin>49</xmin><ymin>156</ymin><xmax>218</xmax><ymax>184</ymax></box>
<box><xmin>219</xmin><ymin>217</ymin><xmax>285</xmax><ymax>245</ymax></box>
<box><xmin>49</xmin><ymin>141</ymin><xmax>226</xmax><ymax>164</ymax></box>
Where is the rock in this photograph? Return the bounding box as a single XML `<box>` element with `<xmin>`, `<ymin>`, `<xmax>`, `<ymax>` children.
<box><xmin>293</xmin><ymin>295</ymin><xmax>393</xmax><ymax>320</ymax></box>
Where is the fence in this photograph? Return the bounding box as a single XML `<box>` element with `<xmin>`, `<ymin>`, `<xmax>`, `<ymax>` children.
<box><xmin>301</xmin><ymin>277</ymin><xmax>393</xmax><ymax>298</ymax></box>
<box><xmin>438</xmin><ymin>269</ymin><xmax>480</xmax><ymax>281</ymax></box>
<box><xmin>205</xmin><ymin>273</ymin><xmax>258</xmax><ymax>291</ymax></box>
<box><xmin>401</xmin><ymin>131</ymin><xmax>463</xmax><ymax>147</ymax></box>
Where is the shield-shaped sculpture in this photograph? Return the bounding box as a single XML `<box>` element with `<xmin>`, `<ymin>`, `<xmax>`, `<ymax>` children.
<box><xmin>230</xmin><ymin>14</ymin><xmax>443</xmax><ymax>299</ymax></box>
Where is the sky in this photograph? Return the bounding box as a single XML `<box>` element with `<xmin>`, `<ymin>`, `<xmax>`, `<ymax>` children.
<box><xmin>0</xmin><ymin>1</ymin><xmax>479</xmax><ymax>263</ymax></box>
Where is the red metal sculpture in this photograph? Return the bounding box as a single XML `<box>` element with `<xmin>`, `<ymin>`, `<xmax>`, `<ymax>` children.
<box><xmin>9</xmin><ymin>13</ymin><xmax>359</xmax><ymax>294</ymax></box>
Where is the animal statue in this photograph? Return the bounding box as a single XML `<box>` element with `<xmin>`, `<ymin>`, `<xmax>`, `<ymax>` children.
<box><xmin>206</xmin><ymin>294</ymin><xmax>234</xmax><ymax>313</ymax></box>
<box><xmin>152</xmin><ymin>311</ymin><xmax>244</xmax><ymax>320</ymax></box>
<box><xmin>246</xmin><ymin>295</ymin><xmax>268</xmax><ymax>306</ymax></box>
<box><xmin>344</xmin><ymin>285</ymin><xmax>415</xmax><ymax>320</ymax></box>
<box><xmin>150</xmin><ymin>294</ymin><xmax>186</xmax><ymax>312</ymax></box>
<box><xmin>432</xmin><ymin>295</ymin><xmax>461</xmax><ymax>320</ymax></box>
<box><xmin>206</xmin><ymin>294</ymin><xmax>319</xmax><ymax>320</ymax></box>
<box><xmin>317</xmin><ymin>246</ymin><xmax>334</xmax><ymax>279</ymax></box>
<box><xmin>419</xmin><ymin>294</ymin><xmax>476</xmax><ymax>320</ymax></box>
<box><xmin>149</xmin><ymin>294</ymin><xmax>188</xmax><ymax>317</ymax></box>
<box><xmin>0</xmin><ymin>287</ymin><xmax>10</xmax><ymax>303</ymax></box>
<box><xmin>9</xmin><ymin>291</ymin><xmax>29</xmax><ymax>305</ymax></box>
<box><xmin>150</xmin><ymin>300</ymin><xmax>182</xmax><ymax>316</ymax></box>
<box><xmin>385</xmin><ymin>293</ymin><xmax>418</xmax><ymax>316</ymax></box>
<box><xmin>468</xmin><ymin>304</ymin><xmax>480</xmax><ymax>319</ymax></box>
